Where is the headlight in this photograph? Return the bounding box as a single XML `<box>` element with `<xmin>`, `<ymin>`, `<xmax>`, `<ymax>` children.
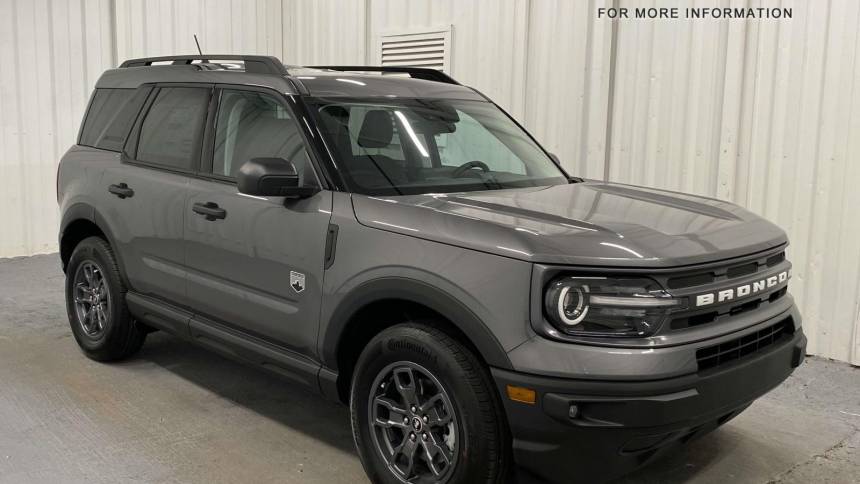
<box><xmin>544</xmin><ymin>276</ymin><xmax>684</xmax><ymax>337</ymax></box>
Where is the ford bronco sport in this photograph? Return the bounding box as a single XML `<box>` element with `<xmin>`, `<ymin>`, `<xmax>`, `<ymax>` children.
<box><xmin>58</xmin><ymin>55</ymin><xmax>806</xmax><ymax>484</ymax></box>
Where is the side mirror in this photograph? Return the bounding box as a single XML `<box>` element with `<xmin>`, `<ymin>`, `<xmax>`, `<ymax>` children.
<box><xmin>548</xmin><ymin>152</ymin><xmax>562</xmax><ymax>166</ymax></box>
<box><xmin>237</xmin><ymin>158</ymin><xmax>317</xmax><ymax>198</ymax></box>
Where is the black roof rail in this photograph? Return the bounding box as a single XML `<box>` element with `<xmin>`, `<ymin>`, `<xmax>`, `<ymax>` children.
<box><xmin>308</xmin><ymin>66</ymin><xmax>459</xmax><ymax>85</ymax></box>
<box><xmin>119</xmin><ymin>55</ymin><xmax>287</xmax><ymax>75</ymax></box>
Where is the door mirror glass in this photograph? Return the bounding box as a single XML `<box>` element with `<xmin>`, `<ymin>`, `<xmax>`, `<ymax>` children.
<box><xmin>237</xmin><ymin>157</ymin><xmax>317</xmax><ymax>198</ymax></box>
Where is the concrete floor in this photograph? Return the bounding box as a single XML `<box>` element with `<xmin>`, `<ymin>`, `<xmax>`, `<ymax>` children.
<box><xmin>0</xmin><ymin>254</ymin><xmax>857</xmax><ymax>484</ymax></box>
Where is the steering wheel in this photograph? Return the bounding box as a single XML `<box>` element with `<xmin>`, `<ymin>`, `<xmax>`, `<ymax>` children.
<box><xmin>451</xmin><ymin>160</ymin><xmax>491</xmax><ymax>178</ymax></box>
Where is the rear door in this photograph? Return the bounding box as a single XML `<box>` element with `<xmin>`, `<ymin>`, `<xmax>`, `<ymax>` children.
<box><xmin>183</xmin><ymin>86</ymin><xmax>332</xmax><ymax>357</ymax></box>
<box><xmin>100</xmin><ymin>84</ymin><xmax>212</xmax><ymax>305</ymax></box>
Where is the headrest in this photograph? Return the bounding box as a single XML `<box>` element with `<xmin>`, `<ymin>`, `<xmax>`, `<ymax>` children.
<box><xmin>357</xmin><ymin>110</ymin><xmax>394</xmax><ymax>148</ymax></box>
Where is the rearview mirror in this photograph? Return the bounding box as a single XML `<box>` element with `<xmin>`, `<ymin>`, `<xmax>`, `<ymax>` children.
<box><xmin>237</xmin><ymin>158</ymin><xmax>318</xmax><ymax>198</ymax></box>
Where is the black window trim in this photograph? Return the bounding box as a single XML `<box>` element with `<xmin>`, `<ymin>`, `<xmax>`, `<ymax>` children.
<box><xmin>195</xmin><ymin>83</ymin><xmax>328</xmax><ymax>190</ymax></box>
<box><xmin>78</xmin><ymin>87</ymin><xmax>141</xmax><ymax>152</ymax></box>
<box><xmin>121</xmin><ymin>82</ymin><xmax>215</xmax><ymax>177</ymax></box>
<box><xmin>77</xmin><ymin>88</ymin><xmax>98</xmax><ymax>146</ymax></box>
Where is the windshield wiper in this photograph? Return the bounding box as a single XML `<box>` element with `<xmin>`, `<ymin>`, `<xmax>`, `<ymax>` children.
<box><xmin>478</xmin><ymin>172</ymin><xmax>504</xmax><ymax>190</ymax></box>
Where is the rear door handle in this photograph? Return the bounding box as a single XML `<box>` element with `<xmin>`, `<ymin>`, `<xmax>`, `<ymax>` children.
<box><xmin>192</xmin><ymin>202</ymin><xmax>227</xmax><ymax>221</ymax></box>
<box><xmin>108</xmin><ymin>183</ymin><xmax>134</xmax><ymax>199</ymax></box>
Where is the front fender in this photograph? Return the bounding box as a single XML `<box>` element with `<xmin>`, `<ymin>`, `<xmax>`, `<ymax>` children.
<box><xmin>321</xmin><ymin>276</ymin><xmax>513</xmax><ymax>371</ymax></box>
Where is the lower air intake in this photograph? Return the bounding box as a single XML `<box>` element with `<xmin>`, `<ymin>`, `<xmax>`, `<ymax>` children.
<box><xmin>696</xmin><ymin>317</ymin><xmax>793</xmax><ymax>371</ymax></box>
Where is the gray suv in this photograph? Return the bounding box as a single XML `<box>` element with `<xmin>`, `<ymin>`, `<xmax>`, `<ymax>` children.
<box><xmin>58</xmin><ymin>55</ymin><xmax>806</xmax><ymax>484</ymax></box>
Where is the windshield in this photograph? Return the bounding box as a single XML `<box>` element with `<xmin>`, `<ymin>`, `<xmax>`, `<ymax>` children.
<box><xmin>307</xmin><ymin>98</ymin><xmax>570</xmax><ymax>195</ymax></box>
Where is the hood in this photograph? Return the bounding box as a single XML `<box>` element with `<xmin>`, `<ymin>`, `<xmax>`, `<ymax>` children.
<box><xmin>351</xmin><ymin>181</ymin><xmax>788</xmax><ymax>268</ymax></box>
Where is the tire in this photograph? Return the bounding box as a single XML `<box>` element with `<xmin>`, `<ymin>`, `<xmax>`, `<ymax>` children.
<box><xmin>65</xmin><ymin>236</ymin><xmax>146</xmax><ymax>361</ymax></box>
<box><xmin>350</xmin><ymin>322</ymin><xmax>510</xmax><ymax>484</ymax></box>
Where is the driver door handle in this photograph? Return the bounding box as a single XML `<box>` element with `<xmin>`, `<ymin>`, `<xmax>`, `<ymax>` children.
<box><xmin>192</xmin><ymin>202</ymin><xmax>227</xmax><ymax>221</ymax></box>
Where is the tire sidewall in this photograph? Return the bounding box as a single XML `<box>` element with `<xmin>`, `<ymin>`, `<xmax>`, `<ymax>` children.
<box><xmin>65</xmin><ymin>238</ymin><xmax>125</xmax><ymax>352</ymax></box>
<box><xmin>351</xmin><ymin>325</ymin><xmax>496</xmax><ymax>484</ymax></box>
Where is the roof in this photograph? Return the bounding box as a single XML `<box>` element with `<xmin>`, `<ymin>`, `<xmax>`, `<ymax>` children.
<box><xmin>97</xmin><ymin>55</ymin><xmax>485</xmax><ymax>100</ymax></box>
<box><xmin>287</xmin><ymin>68</ymin><xmax>484</xmax><ymax>100</ymax></box>
<box><xmin>96</xmin><ymin>64</ymin><xmax>298</xmax><ymax>93</ymax></box>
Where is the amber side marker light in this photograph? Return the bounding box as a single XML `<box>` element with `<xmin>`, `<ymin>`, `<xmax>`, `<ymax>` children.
<box><xmin>506</xmin><ymin>385</ymin><xmax>537</xmax><ymax>404</ymax></box>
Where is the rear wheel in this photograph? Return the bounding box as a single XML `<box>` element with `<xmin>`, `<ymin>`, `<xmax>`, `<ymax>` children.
<box><xmin>350</xmin><ymin>322</ymin><xmax>510</xmax><ymax>484</ymax></box>
<box><xmin>65</xmin><ymin>236</ymin><xmax>146</xmax><ymax>361</ymax></box>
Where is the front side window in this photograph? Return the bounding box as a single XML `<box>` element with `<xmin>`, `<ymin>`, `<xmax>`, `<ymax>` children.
<box><xmin>211</xmin><ymin>89</ymin><xmax>316</xmax><ymax>186</ymax></box>
<box><xmin>310</xmin><ymin>98</ymin><xmax>568</xmax><ymax>195</ymax></box>
<box><xmin>136</xmin><ymin>87</ymin><xmax>210</xmax><ymax>170</ymax></box>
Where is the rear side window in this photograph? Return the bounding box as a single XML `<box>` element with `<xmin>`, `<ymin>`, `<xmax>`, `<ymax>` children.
<box><xmin>79</xmin><ymin>88</ymin><xmax>143</xmax><ymax>151</ymax></box>
<box><xmin>136</xmin><ymin>87</ymin><xmax>210</xmax><ymax>171</ymax></box>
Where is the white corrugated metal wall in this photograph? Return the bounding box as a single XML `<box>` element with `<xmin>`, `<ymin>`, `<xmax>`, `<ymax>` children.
<box><xmin>607</xmin><ymin>0</ymin><xmax>860</xmax><ymax>364</ymax></box>
<box><xmin>1</xmin><ymin>0</ymin><xmax>857</xmax><ymax>364</ymax></box>
<box><xmin>0</xmin><ymin>0</ymin><xmax>115</xmax><ymax>257</ymax></box>
<box><xmin>114</xmin><ymin>0</ymin><xmax>283</xmax><ymax>60</ymax></box>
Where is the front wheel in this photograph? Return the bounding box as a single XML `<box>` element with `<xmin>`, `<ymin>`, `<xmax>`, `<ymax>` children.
<box><xmin>350</xmin><ymin>323</ymin><xmax>510</xmax><ymax>484</ymax></box>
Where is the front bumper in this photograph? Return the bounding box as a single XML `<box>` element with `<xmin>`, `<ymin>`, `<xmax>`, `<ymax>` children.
<box><xmin>493</xmin><ymin>324</ymin><xmax>806</xmax><ymax>483</ymax></box>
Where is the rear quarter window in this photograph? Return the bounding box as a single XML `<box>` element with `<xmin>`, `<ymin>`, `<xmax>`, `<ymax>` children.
<box><xmin>79</xmin><ymin>88</ymin><xmax>148</xmax><ymax>151</ymax></box>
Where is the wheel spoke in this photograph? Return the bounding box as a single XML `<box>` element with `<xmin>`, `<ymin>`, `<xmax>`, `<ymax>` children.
<box><xmin>421</xmin><ymin>438</ymin><xmax>452</xmax><ymax>476</ymax></box>
<box><xmin>422</xmin><ymin>428</ymin><xmax>454</xmax><ymax>475</ymax></box>
<box><xmin>418</xmin><ymin>393</ymin><xmax>454</xmax><ymax>428</ymax></box>
<box><xmin>82</xmin><ymin>307</ymin><xmax>94</xmax><ymax>331</ymax></box>
<box><xmin>393</xmin><ymin>367</ymin><xmax>419</xmax><ymax>406</ymax></box>
<box><xmin>75</xmin><ymin>282</ymin><xmax>90</xmax><ymax>297</ymax></box>
<box><xmin>96</xmin><ymin>305</ymin><xmax>106</xmax><ymax>330</ymax></box>
<box><xmin>393</xmin><ymin>434</ymin><xmax>419</xmax><ymax>476</ymax></box>
<box><xmin>83</xmin><ymin>265</ymin><xmax>94</xmax><ymax>286</ymax></box>
<box><xmin>426</xmin><ymin>408</ymin><xmax>453</xmax><ymax>427</ymax></box>
<box><xmin>418</xmin><ymin>393</ymin><xmax>443</xmax><ymax>414</ymax></box>
<box><xmin>374</xmin><ymin>417</ymin><xmax>406</xmax><ymax>429</ymax></box>
<box><xmin>375</xmin><ymin>396</ymin><xmax>407</xmax><ymax>415</ymax></box>
<box><xmin>373</xmin><ymin>397</ymin><xmax>408</xmax><ymax>429</ymax></box>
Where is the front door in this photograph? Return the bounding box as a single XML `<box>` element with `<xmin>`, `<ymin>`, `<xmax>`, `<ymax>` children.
<box><xmin>183</xmin><ymin>87</ymin><xmax>332</xmax><ymax>357</ymax></box>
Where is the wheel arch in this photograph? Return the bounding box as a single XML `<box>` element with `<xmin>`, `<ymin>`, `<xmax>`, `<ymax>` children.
<box><xmin>59</xmin><ymin>203</ymin><xmax>127</xmax><ymax>285</ymax></box>
<box><xmin>322</xmin><ymin>277</ymin><xmax>512</xmax><ymax>403</ymax></box>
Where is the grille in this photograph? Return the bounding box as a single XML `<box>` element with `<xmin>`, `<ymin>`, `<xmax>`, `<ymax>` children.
<box><xmin>696</xmin><ymin>317</ymin><xmax>793</xmax><ymax>371</ymax></box>
<box><xmin>655</xmin><ymin>247</ymin><xmax>791</xmax><ymax>334</ymax></box>
<box><xmin>666</xmin><ymin>251</ymin><xmax>785</xmax><ymax>290</ymax></box>
<box><xmin>670</xmin><ymin>287</ymin><xmax>787</xmax><ymax>330</ymax></box>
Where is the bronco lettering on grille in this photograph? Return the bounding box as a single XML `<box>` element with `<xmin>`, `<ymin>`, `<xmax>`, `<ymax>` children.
<box><xmin>695</xmin><ymin>270</ymin><xmax>790</xmax><ymax>307</ymax></box>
